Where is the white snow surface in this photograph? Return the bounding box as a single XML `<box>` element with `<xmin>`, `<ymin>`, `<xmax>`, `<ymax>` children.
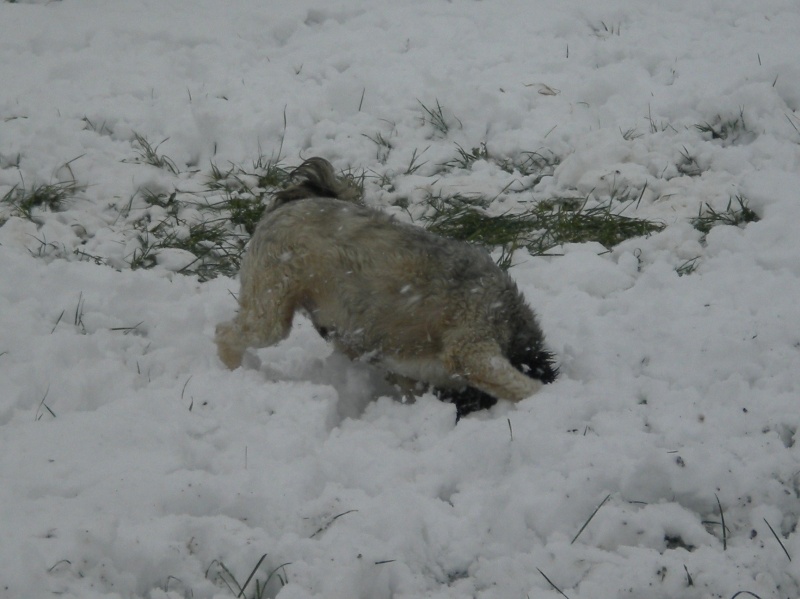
<box><xmin>2</xmin><ymin>1</ymin><xmax>800</xmax><ymax>598</ymax></box>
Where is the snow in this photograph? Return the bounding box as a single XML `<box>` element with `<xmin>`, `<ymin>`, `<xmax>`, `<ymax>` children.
<box><xmin>1</xmin><ymin>0</ymin><xmax>800</xmax><ymax>598</ymax></box>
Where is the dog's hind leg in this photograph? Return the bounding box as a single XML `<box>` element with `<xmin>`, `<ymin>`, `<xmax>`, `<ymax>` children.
<box><xmin>443</xmin><ymin>333</ymin><xmax>542</xmax><ymax>402</ymax></box>
<box><xmin>215</xmin><ymin>264</ymin><xmax>298</xmax><ymax>370</ymax></box>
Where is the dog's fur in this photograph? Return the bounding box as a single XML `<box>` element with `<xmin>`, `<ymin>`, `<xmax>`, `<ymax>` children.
<box><xmin>215</xmin><ymin>158</ymin><xmax>556</xmax><ymax>411</ymax></box>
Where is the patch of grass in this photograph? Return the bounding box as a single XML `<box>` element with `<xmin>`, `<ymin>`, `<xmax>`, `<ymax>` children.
<box><xmin>676</xmin><ymin>145</ymin><xmax>703</xmax><ymax>177</ymax></box>
<box><xmin>591</xmin><ymin>20</ymin><xmax>621</xmax><ymax>37</ymax></box>
<box><xmin>363</xmin><ymin>130</ymin><xmax>394</xmax><ymax>164</ymax></box>
<box><xmin>596</xmin><ymin>173</ymin><xmax>649</xmax><ymax>205</ymax></box>
<box><xmin>128</xmin><ymin>233</ymin><xmax>159</xmax><ymax>271</ymax></box>
<box><xmin>140</xmin><ymin>189</ymin><xmax>180</xmax><ymax>214</ymax></box>
<box><xmin>494</xmin><ymin>242</ymin><xmax>519</xmax><ymax>271</ymax></box>
<box><xmin>676</xmin><ymin>256</ymin><xmax>701</xmax><ymax>276</ymax></box>
<box><xmin>620</xmin><ymin>126</ymin><xmax>643</xmax><ymax>141</ymax></box>
<box><xmin>206</xmin><ymin>554</ymin><xmax>290</xmax><ymax>599</ymax></box>
<box><xmin>177</xmin><ymin>156</ymin><xmax>291</xmax><ymax>272</ymax></box>
<box><xmin>129</xmin><ymin>133</ymin><xmax>179</xmax><ymax>174</ymax></box>
<box><xmin>125</xmin><ymin>156</ymin><xmax>364</xmax><ymax>281</ymax></box>
<box><xmin>168</xmin><ymin>221</ymin><xmax>245</xmax><ymax>278</ymax></box>
<box><xmin>421</xmin><ymin>191</ymin><xmax>665</xmax><ymax>267</ymax></box>
<box><xmin>1</xmin><ymin>178</ymin><xmax>83</xmax><ymax>220</ymax></box>
<box><xmin>403</xmin><ymin>147</ymin><xmax>429</xmax><ymax>175</ymax></box>
<box><xmin>528</xmin><ymin>196</ymin><xmax>664</xmax><ymax>254</ymax></box>
<box><xmin>422</xmin><ymin>192</ymin><xmax>528</xmax><ymax>247</ymax></box>
<box><xmin>73</xmin><ymin>248</ymin><xmax>108</xmax><ymax>266</ymax></box>
<box><xmin>206</xmin><ymin>155</ymin><xmax>290</xmax><ymax>197</ymax></box>
<box><xmin>35</xmin><ymin>385</ymin><xmax>55</xmax><ymax>421</ymax></box>
<box><xmin>439</xmin><ymin>143</ymin><xmax>560</xmax><ymax>191</ymax></box>
<box><xmin>82</xmin><ymin>115</ymin><xmax>113</xmax><ymax>136</ymax></box>
<box><xmin>443</xmin><ymin>143</ymin><xmax>489</xmax><ymax>170</ymax></box>
<box><xmin>11</xmin><ymin>143</ymin><xmax>662</xmax><ymax>283</ymax></box>
<box><xmin>250</xmin><ymin>153</ymin><xmax>291</xmax><ymax>189</ymax></box>
<box><xmin>338</xmin><ymin>166</ymin><xmax>367</xmax><ymax>201</ymax></box>
<box><xmin>418</xmin><ymin>99</ymin><xmax>461</xmax><ymax>138</ymax></box>
<box><xmin>26</xmin><ymin>232</ymin><xmax>68</xmax><ymax>261</ymax></box>
<box><xmin>645</xmin><ymin>104</ymin><xmax>677</xmax><ymax>134</ymax></box>
<box><xmin>692</xmin><ymin>194</ymin><xmax>759</xmax><ymax>235</ymax></box>
<box><xmin>128</xmin><ymin>212</ymin><xmax>248</xmax><ymax>281</ymax></box>
<box><xmin>498</xmin><ymin>149</ymin><xmax>560</xmax><ymax>186</ymax></box>
<box><xmin>218</xmin><ymin>193</ymin><xmax>268</xmax><ymax>235</ymax></box>
<box><xmin>695</xmin><ymin>108</ymin><xmax>752</xmax><ymax>144</ymax></box>
<box><xmin>202</xmin><ymin>182</ymin><xmax>268</xmax><ymax>238</ymax></box>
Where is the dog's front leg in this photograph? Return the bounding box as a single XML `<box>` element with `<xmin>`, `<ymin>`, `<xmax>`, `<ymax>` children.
<box><xmin>215</xmin><ymin>286</ymin><xmax>298</xmax><ymax>370</ymax></box>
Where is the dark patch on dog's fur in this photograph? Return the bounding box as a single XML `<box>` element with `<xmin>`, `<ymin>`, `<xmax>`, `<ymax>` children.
<box><xmin>437</xmin><ymin>347</ymin><xmax>557</xmax><ymax>419</ymax></box>
<box><xmin>434</xmin><ymin>386</ymin><xmax>499</xmax><ymax>419</ymax></box>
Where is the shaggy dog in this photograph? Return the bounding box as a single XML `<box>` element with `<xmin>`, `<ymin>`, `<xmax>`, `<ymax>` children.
<box><xmin>215</xmin><ymin>158</ymin><xmax>556</xmax><ymax>415</ymax></box>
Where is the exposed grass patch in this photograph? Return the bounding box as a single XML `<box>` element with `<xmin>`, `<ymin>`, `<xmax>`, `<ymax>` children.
<box><xmin>596</xmin><ymin>174</ymin><xmax>650</xmax><ymax>205</ymax></box>
<box><xmin>204</xmin><ymin>155</ymin><xmax>291</xmax><ymax>234</ymax></box>
<box><xmin>217</xmin><ymin>193</ymin><xmax>269</xmax><ymax>235</ymax></box>
<box><xmin>528</xmin><ymin>197</ymin><xmax>664</xmax><ymax>255</ymax></box>
<box><xmin>125</xmin><ymin>155</ymin><xmax>367</xmax><ymax>281</ymax></box>
<box><xmin>206</xmin><ymin>553</ymin><xmax>290</xmax><ymax>599</ymax></box>
<box><xmin>443</xmin><ymin>143</ymin><xmax>490</xmax><ymax>170</ymax></box>
<box><xmin>676</xmin><ymin>145</ymin><xmax>703</xmax><ymax>177</ymax></box>
<box><xmin>422</xmin><ymin>192</ymin><xmax>526</xmax><ymax>246</ymax></box>
<box><xmin>5</xmin><ymin>139</ymin><xmax>665</xmax><ymax>282</ymax></box>
<box><xmin>695</xmin><ymin>108</ymin><xmax>752</xmax><ymax>145</ymax></box>
<box><xmin>676</xmin><ymin>256</ymin><xmax>701</xmax><ymax>276</ymax></box>
<box><xmin>82</xmin><ymin>115</ymin><xmax>113</xmax><ymax>137</ymax></box>
<box><xmin>139</xmin><ymin>221</ymin><xmax>245</xmax><ymax>280</ymax></box>
<box><xmin>645</xmin><ymin>104</ymin><xmax>677</xmax><ymax>134</ymax></box>
<box><xmin>442</xmin><ymin>144</ymin><xmax>560</xmax><ymax>187</ymax></box>
<box><xmin>124</xmin><ymin>153</ymin><xmax>662</xmax><ymax>278</ymax></box>
<box><xmin>362</xmin><ymin>130</ymin><xmax>394</xmax><ymax>164</ymax></box>
<box><xmin>501</xmin><ymin>149</ymin><xmax>561</xmax><ymax>186</ymax></box>
<box><xmin>1</xmin><ymin>178</ymin><xmax>83</xmax><ymax>221</ymax></box>
<box><xmin>122</xmin><ymin>151</ymin><xmax>295</xmax><ymax>279</ymax></box>
<box><xmin>591</xmin><ymin>20</ymin><xmax>621</xmax><ymax>37</ymax></box>
<box><xmin>128</xmin><ymin>201</ymin><xmax>250</xmax><ymax>280</ymax></box>
<box><xmin>403</xmin><ymin>146</ymin><xmax>429</xmax><ymax>175</ymax></box>
<box><xmin>418</xmin><ymin>99</ymin><xmax>461</xmax><ymax>138</ymax></box>
<box><xmin>129</xmin><ymin>133</ymin><xmax>180</xmax><ymax>174</ymax></box>
<box><xmin>620</xmin><ymin>126</ymin><xmax>643</xmax><ymax>141</ymax></box>
<box><xmin>692</xmin><ymin>194</ymin><xmax>759</xmax><ymax>235</ymax></box>
<box><xmin>421</xmin><ymin>191</ymin><xmax>665</xmax><ymax>267</ymax></box>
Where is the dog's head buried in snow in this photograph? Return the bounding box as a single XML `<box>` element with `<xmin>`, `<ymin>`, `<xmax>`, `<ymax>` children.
<box><xmin>215</xmin><ymin>157</ymin><xmax>557</xmax><ymax>417</ymax></box>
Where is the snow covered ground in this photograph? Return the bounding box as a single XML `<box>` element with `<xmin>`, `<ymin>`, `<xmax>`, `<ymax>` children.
<box><xmin>2</xmin><ymin>0</ymin><xmax>800</xmax><ymax>597</ymax></box>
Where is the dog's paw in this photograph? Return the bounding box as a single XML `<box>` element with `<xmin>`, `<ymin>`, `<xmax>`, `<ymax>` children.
<box><xmin>215</xmin><ymin>321</ymin><xmax>244</xmax><ymax>370</ymax></box>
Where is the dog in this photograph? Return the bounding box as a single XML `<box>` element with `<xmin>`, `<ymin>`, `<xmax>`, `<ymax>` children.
<box><xmin>215</xmin><ymin>158</ymin><xmax>556</xmax><ymax>414</ymax></box>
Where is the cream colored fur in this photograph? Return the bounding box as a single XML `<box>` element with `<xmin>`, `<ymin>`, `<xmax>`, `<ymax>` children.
<box><xmin>215</xmin><ymin>159</ymin><xmax>554</xmax><ymax>403</ymax></box>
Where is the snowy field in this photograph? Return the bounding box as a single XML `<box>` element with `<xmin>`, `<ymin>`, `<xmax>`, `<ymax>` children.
<box><xmin>2</xmin><ymin>0</ymin><xmax>800</xmax><ymax>598</ymax></box>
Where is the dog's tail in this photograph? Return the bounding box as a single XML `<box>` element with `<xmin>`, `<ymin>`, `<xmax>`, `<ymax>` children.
<box><xmin>273</xmin><ymin>157</ymin><xmax>362</xmax><ymax>207</ymax></box>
